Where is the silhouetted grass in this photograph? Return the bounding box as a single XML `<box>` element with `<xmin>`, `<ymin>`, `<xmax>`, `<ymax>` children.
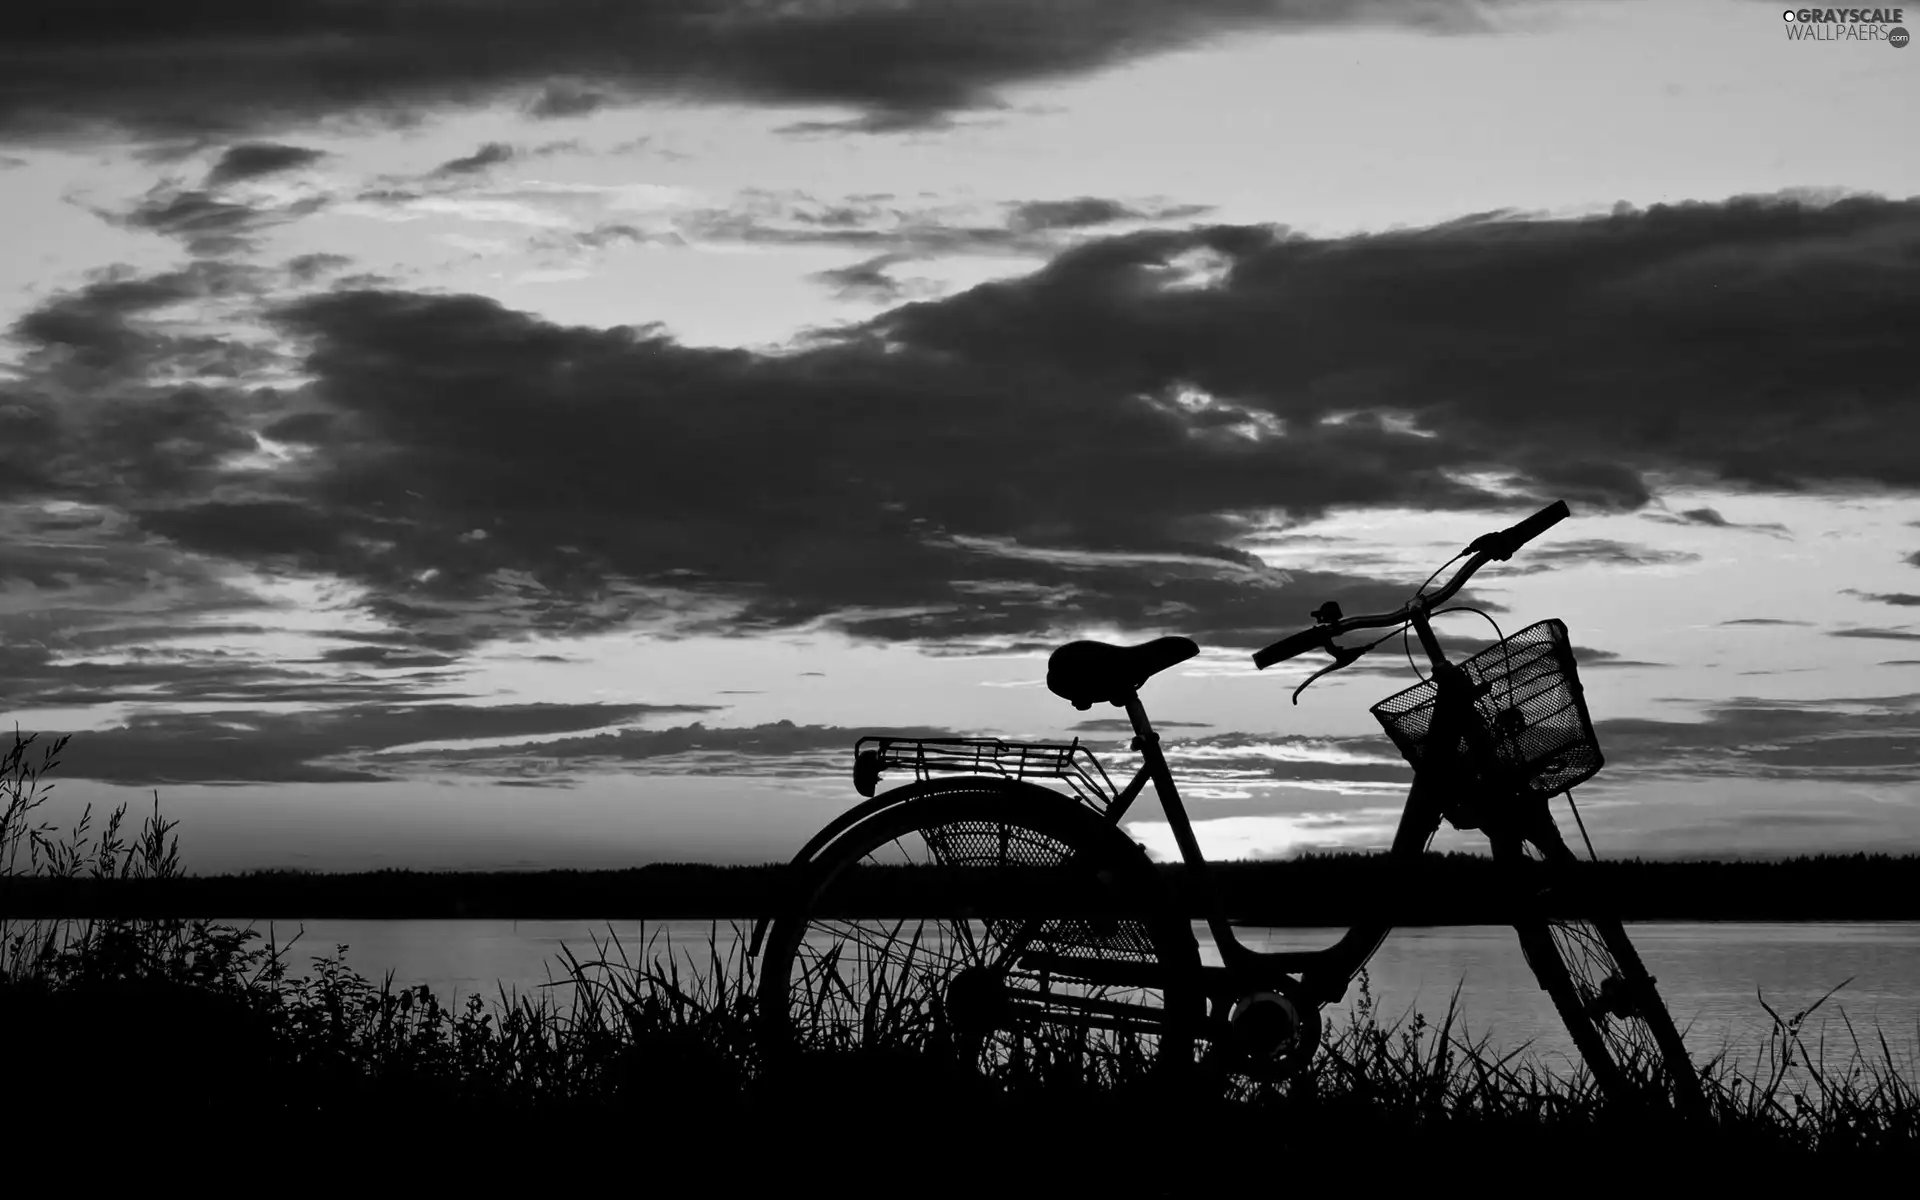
<box><xmin>2</xmin><ymin>729</ymin><xmax>1916</xmax><ymax>1171</ymax></box>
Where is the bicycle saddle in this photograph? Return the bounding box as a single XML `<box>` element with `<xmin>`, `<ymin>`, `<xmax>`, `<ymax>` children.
<box><xmin>1046</xmin><ymin>636</ymin><xmax>1200</xmax><ymax>710</ymax></box>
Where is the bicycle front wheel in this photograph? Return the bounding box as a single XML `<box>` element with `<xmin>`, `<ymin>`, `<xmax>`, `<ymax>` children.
<box><xmin>758</xmin><ymin>782</ymin><xmax>1203</xmax><ymax>1088</ymax></box>
<box><xmin>1497</xmin><ymin>817</ymin><xmax>1708</xmax><ymax>1116</ymax></box>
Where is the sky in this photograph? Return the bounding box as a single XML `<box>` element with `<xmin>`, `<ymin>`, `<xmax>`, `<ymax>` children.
<box><xmin>2</xmin><ymin>0</ymin><xmax>1918</xmax><ymax>872</ymax></box>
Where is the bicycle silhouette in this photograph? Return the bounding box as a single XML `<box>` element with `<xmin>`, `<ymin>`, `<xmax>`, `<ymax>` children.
<box><xmin>753</xmin><ymin>501</ymin><xmax>1707</xmax><ymax>1113</ymax></box>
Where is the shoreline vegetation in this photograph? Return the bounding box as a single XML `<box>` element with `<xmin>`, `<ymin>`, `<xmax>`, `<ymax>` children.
<box><xmin>10</xmin><ymin>853</ymin><xmax>1920</xmax><ymax>922</ymax></box>
<box><xmin>5</xmin><ymin>731</ymin><xmax>1918</xmax><ymax>1163</ymax></box>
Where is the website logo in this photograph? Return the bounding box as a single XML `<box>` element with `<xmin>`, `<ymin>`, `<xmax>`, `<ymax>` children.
<box><xmin>1782</xmin><ymin>8</ymin><xmax>1910</xmax><ymax>45</ymax></box>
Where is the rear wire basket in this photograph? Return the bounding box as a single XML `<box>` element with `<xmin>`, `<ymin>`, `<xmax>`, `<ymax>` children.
<box><xmin>1370</xmin><ymin>618</ymin><xmax>1603</xmax><ymax>805</ymax></box>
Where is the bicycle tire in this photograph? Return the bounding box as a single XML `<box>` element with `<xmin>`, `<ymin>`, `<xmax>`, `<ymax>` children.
<box><xmin>758</xmin><ymin>781</ymin><xmax>1203</xmax><ymax>1087</ymax></box>
<box><xmin>1497</xmin><ymin>819</ymin><xmax>1708</xmax><ymax>1116</ymax></box>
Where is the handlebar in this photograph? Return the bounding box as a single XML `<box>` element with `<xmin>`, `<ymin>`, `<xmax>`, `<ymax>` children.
<box><xmin>1252</xmin><ymin>500</ymin><xmax>1569</xmax><ymax>671</ymax></box>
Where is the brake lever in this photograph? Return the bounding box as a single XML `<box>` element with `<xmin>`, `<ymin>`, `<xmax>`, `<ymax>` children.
<box><xmin>1291</xmin><ymin>641</ymin><xmax>1370</xmax><ymax>705</ymax></box>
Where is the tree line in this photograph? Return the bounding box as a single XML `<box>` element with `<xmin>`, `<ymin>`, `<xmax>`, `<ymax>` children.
<box><xmin>4</xmin><ymin>852</ymin><xmax>1917</xmax><ymax>923</ymax></box>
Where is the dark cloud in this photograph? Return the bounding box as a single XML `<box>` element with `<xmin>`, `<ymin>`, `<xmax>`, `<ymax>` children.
<box><xmin>432</xmin><ymin>141</ymin><xmax>515</xmax><ymax>177</ymax></box>
<box><xmin>0</xmin><ymin>377</ymin><xmax>259</xmax><ymax>505</ymax></box>
<box><xmin>1007</xmin><ymin>197</ymin><xmax>1208</xmax><ymax>233</ymax></box>
<box><xmin>510</xmin><ymin>190</ymin><xmax>1215</xmax><ymax>294</ymax></box>
<box><xmin>1</xmin><ymin>263</ymin><xmax>308</xmax><ymax>507</ymax></box>
<box><xmin>1510</xmin><ymin>539</ymin><xmax>1703</xmax><ymax>571</ymax></box>
<box><xmin>12</xmin><ymin>192</ymin><xmax>1920</xmax><ymax>655</ymax></box>
<box><xmin>286</xmin><ymin>252</ymin><xmax>353</xmax><ymax>283</ymax></box>
<box><xmin>0</xmin><ymin>654</ymin><xmax>471</xmax><ymax>711</ymax></box>
<box><xmin>1642</xmin><ymin>506</ymin><xmax>1791</xmax><ymax>536</ymax></box>
<box><xmin>0</xmin><ymin>1</ymin><xmax>1515</xmax><ymax>143</ymax></box>
<box><xmin>1719</xmin><ymin>618</ymin><xmax>1812</xmax><ymax>627</ymax></box>
<box><xmin>43</xmin><ymin>702</ymin><xmax>714</xmax><ymax>785</ymax></box>
<box><xmin>569</xmin><ymin>223</ymin><xmax>650</xmax><ymax>250</ymax></box>
<box><xmin>316</xmin><ymin>645</ymin><xmax>463</xmax><ymax>669</ymax></box>
<box><xmin>657</xmin><ymin>191</ymin><xmax>1214</xmax><ymax>269</ymax></box>
<box><xmin>1842</xmin><ymin>589</ymin><xmax>1920</xmax><ymax>607</ymax></box>
<box><xmin>1594</xmin><ymin>694</ymin><xmax>1920</xmax><ymax>787</ymax></box>
<box><xmin>9</xmin><ymin>268</ymin><xmax>215</xmax><ymax>379</ymax></box>
<box><xmin>101</xmin><ymin>184</ymin><xmax>327</xmax><ymax>258</ymax></box>
<box><xmin>1573</xmin><ymin>648</ymin><xmax>1670</xmax><ymax>668</ymax></box>
<box><xmin>861</xmin><ymin>193</ymin><xmax>1920</xmax><ymax>498</ymax></box>
<box><xmin>809</xmin><ymin>253</ymin><xmax>926</xmax><ymax>303</ymax></box>
<box><xmin>378</xmin><ymin>717</ymin><xmax>961</xmax><ymax>784</ymax></box>
<box><xmin>205</xmin><ymin>142</ymin><xmax>326</xmax><ymax>186</ymax></box>
<box><xmin>1906</xmin><ymin>550</ymin><xmax>1920</xmax><ymax>568</ymax></box>
<box><xmin>1829</xmin><ymin>627</ymin><xmax>1920</xmax><ymax>642</ymax></box>
<box><xmin>776</xmin><ymin>110</ymin><xmax>977</xmax><ymax>138</ymax></box>
<box><xmin>524</xmin><ymin>83</ymin><xmax>608</xmax><ymax>120</ymax></box>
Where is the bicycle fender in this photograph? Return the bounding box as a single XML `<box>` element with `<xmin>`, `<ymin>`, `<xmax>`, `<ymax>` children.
<box><xmin>747</xmin><ymin>777</ymin><xmax>1115</xmax><ymax>958</ymax></box>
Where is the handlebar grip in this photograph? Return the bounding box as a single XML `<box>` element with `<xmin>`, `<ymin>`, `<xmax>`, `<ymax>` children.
<box><xmin>1473</xmin><ymin>500</ymin><xmax>1569</xmax><ymax>561</ymax></box>
<box><xmin>1252</xmin><ymin>626</ymin><xmax>1330</xmax><ymax>670</ymax></box>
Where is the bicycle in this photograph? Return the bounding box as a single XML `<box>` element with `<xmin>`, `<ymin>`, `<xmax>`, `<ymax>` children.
<box><xmin>752</xmin><ymin>500</ymin><xmax>1707</xmax><ymax>1114</ymax></box>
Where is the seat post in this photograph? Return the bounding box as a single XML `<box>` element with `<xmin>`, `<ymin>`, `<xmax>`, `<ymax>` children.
<box><xmin>1120</xmin><ymin>691</ymin><xmax>1243</xmax><ymax>965</ymax></box>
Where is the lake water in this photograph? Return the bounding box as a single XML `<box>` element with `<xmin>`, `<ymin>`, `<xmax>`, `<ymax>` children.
<box><xmin>239</xmin><ymin>918</ymin><xmax>1920</xmax><ymax>1073</ymax></box>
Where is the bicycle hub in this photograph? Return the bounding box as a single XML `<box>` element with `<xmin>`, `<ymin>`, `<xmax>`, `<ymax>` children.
<box><xmin>1228</xmin><ymin>990</ymin><xmax>1314</xmax><ymax>1066</ymax></box>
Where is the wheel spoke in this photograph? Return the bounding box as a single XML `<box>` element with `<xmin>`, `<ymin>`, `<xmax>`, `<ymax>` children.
<box><xmin>759</xmin><ymin>786</ymin><xmax>1201</xmax><ymax>1087</ymax></box>
<box><xmin>1502</xmin><ymin>819</ymin><xmax>1706</xmax><ymax>1115</ymax></box>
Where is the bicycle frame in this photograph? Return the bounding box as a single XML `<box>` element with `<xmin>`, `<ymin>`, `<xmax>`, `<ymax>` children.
<box><xmin>1107</xmin><ymin>603</ymin><xmax>1482</xmax><ymax>1007</ymax></box>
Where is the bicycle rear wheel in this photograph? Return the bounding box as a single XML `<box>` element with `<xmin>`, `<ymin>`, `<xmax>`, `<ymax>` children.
<box><xmin>758</xmin><ymin>782</ymin><xmax>1202</xmax><ymax>1088</ymax></box>
<box><xmin>1497</xmin><ymin>817</ymin><xmax>1708</xmax><ymax>1116</ymax></box>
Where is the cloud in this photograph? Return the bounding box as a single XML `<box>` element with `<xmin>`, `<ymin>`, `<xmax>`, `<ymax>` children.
<box><xmin>1642</xmin><ymin>506</ymin><xmax>1790</xmax><ymax>536</ymax></box>
<box><xmin>1593</xmin><ymin>693</ymin><xmax>1920</xmax><ymax>787</ymax></box>
<box><xmin>97</xmin><ymin>183</ymin><xmax>328</xmax><ymax>258</ymax></box>
<box><xmin>315</xmin><ymin>644</ymin><xmax>463</xmax><ymax>669</ymax></box>
<box><xmin>1007</xmin><ymin>197</ymin><xmax>1210</xmax><ymax>233</ymax></box>
<box><xmin>42</xmin><ymin>702</ymin><xmax>717</xmax><ymax>785</ymax></box>
<box><xmin>1829</xmin><ymin>627</ymin><xmax>1920</xmax><ymax>642</ymax></box>
<box><xmin>524</xmin><ymin>83</ymin><xmax>607</xmax><ymax>120</ymax></box>
<box><xmin>286</xmin><ymin>252</ymin><xmax>353</xmax><ymax>283</ymax></box>
<box><xmin>557</xmin><ymin>189</ymin><xmax>1215</xmax><ymax>279</ymax></box>
<box><xmin>0</xmin><ymin>645</ymin><xmax>472</xmax><ymax>710</ymax></box>
<box><xmin>11</xmin><ymin>191</ymin><xmax>1920</xmax><ymax>654</ymax></box>
<box><xmin>1843</xmin><ymin>589</ymin><xmax>1920</xmax><ymax>607</ymax></box>
<box><xmin>406</xmin><ymin>184</ymin><xmax>1209</xmax><ymax>292</ymax></box>
<box><xmin>809</xmin><ymin>253</ymin><xmax>931</xmax><ymax>303</ymax></box>
<box><xmin>1510</xmin><ymin>539</ymin><xmax>1703</xmax><ymax>571</ymax></box>
<box><xmin>374</xmin><ymin>717</ymin><xmax>961</xmax><ymax>785</ymax></box>
<box><xmin>1573</xmin><ymin>647</ymin><xmax>1670</xmax><ymax>668</ymax></box>
<box><xmin>204</xmin><ymin>142</ymin><xmax>327</xmax><ymax>187</ymax></box>
<box><xmin>0</xmin><ymin>1</ymin><xmax>1524</xmax><ymax>144</ymax></box>
<box><xmin>1719</xmin><ymin>618</ymin><xmax>1812</xmax><ymax>627</ymax></box>
<box><xmin>432</xmin><ymin>142</ymin><xmax>515</xmax><ymax>177</ymax></box>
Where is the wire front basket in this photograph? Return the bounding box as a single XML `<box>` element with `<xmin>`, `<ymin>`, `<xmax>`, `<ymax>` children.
<box><xmin>1370</xmin><ymin>618</ymin><xmax>1603</xmax><ymax>805</ymax></box>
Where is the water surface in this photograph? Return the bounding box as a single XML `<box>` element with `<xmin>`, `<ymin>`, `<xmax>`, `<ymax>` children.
<box><xmin>243</xmin><ymin>918</ymin><xmax>1920</xmax><ymax>1070</ymax></box>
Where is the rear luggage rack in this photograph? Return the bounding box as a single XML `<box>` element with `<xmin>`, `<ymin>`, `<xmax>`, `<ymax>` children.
<box><xmin>852</xmin><ymin>735</ymin><xmax>1118</xmax><ymax>812</ymax></box>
